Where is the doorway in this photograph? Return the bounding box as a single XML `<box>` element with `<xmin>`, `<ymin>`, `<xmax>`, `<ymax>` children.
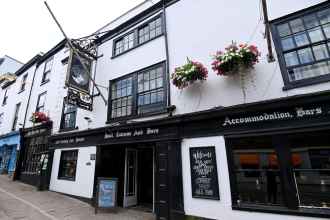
<box><xmin>98</xmin><ymin>145</ymin><xmax>154</xmax><ymax>212</ymax></box>
<box><xmin>124</xmin><ymin>147</ymin><xmax>154</xmax><ymax>212</ymax></box>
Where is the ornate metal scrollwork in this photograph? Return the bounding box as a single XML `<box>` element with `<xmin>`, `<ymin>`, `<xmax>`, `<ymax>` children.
<box><xmin>71</xmin><ymin>35</ymin><xmax>99</xmax><ymax>60</ymax></box>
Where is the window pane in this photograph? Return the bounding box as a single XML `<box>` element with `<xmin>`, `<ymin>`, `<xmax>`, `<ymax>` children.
<box><xmin>294</xmin><ymin>33</ymin><xmax>309</xmax><ymax>47</ymax></box>
<box><xmin>150</xmin><ymin>29</ymin><xmax>156</xmax><ymax>39</ymax></box>
<box><xmin>288</xmin><ymin>61</ymin><xmax>330</xmax><ymax>81</ymax></box>
<box><xmin>298</xmin><ymin>48</ymin><xmax>314</xmax><ymax>64</ymax></box>
<box><xmin>156</xmin><ymin>17</ymin><xmax>162</xmax><ymax>27</ymax></box>
<box><xmin>322</xmin><ymin>23</ymin><xmax>330</xmax><ymax>38</ymax></box>
<box><xmin>284</xmin><ymin>51</ymin><xmax>299</xmax><ymax>67</ymax></box>
<box><xmin>111</xmin><ymin>77</ymin><xmax>133</xmax><ymax>118</ymax></box>
<box><xmin>138</xmin><ymin>95</ymin><xmax>144</xmax><ymax>106</ymax></box>
<box><xmin>232</xmin><ymin>138</ymin><xmax>284</xmax><ymax>206</ymax></box>
<box><xmin>308</xmin><ymin>27</ymin><xmax>325</xmax><ymax>43</ymax></box>
<box><xmin>313</xmin><ymin>44</ymin><xmax>329</xmax><ymax>60</ymax></box>
<box><xmin>151</xmin><ymin>92</ymin><xmax>157</xmax><ymax>103</ymax></box>
<box><xmin>318</xmin><ymin>8</ymin><xmax>330</xmax><ymax>24</ymax></box>
<box><xmin>144</xmin><ymin>93</ymin><xmax>150</xmax><ymax>105</ymax></box>
<box><xmin>281</xmin><ymin>37</ymin><xmax>295</xmax><ymax>50</ymax></box>
<box><xmin>291</xmin><ymin>144</ymin><xmax>330</xmax><ymax>208</ymax></box>
<box><xmin>277</xmin><ymin>23</ymin><xmax>291</xmax><ymax>37</ymax></box>
<box><xmin>304</xmin><ymin>14</ymin><xmax>320</xmax><ymax>29</ymax></box>
<box><xmin>156</xmin><ymin>27</ymin><xmax>162</xmax><ymax>36</ymax></box>
<box><xmin>157</xmin><ymin>90</ymin><xmax>164</xmax><ymax>102</ymax></box>
<box><xmin>290</xmin><ymin>18</ymin><xmax>305</xmax><ymax>33</ymax></box>
<box><xmin>150</xmin><ymin>79</ymin><xmax>156</xmax><ymax>90</ymax></box>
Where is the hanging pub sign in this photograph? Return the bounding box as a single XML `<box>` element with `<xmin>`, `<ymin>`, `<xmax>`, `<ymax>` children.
<box><xmin>190</xmin><ymin>146</ymin><xmax>220</xmax><ymax>200</ymax></box>
<box><xmin>95</xmin><ymin>177</ymin><xmax>118</xmax><ymax>214</ymax></box>
<box><xmin>66</xmin><ymin>87</ymin><xmax>92</xmax><ymax>111</ymax></box>
<box><xmin>66</xmin><ymin>49</ymin><xmax>92</xmax><ymax>93</ymax></box>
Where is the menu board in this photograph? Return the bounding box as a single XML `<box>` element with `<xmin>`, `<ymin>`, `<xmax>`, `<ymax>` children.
<box><xmin>189</xmin><ymin>147</ymin><xmax>220</xmax><ymax>200</ymax></box>
<box><xmin>95</xmin><ymin>178</ymin><xmax>118</xmax><ymax>213</ymax></box>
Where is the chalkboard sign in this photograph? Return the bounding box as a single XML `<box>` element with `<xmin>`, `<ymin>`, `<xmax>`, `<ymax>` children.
<box><xmin>95</xmin><ymin>177</ymin><xmax>118</xmax><ymax>214</ymax></box>
<box><xmin>189</xmin><ymin>147</ymin><xmax>220</xmax><ymax>200</ymax></box>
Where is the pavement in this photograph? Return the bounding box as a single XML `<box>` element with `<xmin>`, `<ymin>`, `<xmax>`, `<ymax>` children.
<box><xmin>0</xmin><ymin>175</ymin><xmax>155</xmax><ymax>220</ymax></box>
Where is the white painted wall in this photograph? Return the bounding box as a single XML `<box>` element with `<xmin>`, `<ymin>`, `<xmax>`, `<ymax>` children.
<box><xmin>166</xmin><ymin>0</ymin><xmax>328</xmax><ymax>115</ymax></box>
<box><xmin>0</xmin><ymin>63</ymin><xmax>38</xmax><ymax>135</ymax></box>
<box><xmin>49</xmin><ymin>146</ymin><xmax>96</xmax><ymax>199</ymax></box>
<box><xmin>182</xmin><ymin>136</ymin><xmax>324</xmax><ymax>220</ymax></box>
<box><xmin>22</xmin><ymin>47</ymin><xmax>95</xmax><ymax>133</ymax></box>
<box><xmin>91</xmin><ymin>12</ymin><xmax>166</xmax><ymax>128</ymax></box>
<box><xmin>96</xmin><ymin>0</ymin><xmax>160</xmax><ymax>34</ymax></box>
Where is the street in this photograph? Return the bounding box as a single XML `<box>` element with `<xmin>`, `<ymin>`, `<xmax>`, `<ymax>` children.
<box><xmin>0</xmin><ymin>175</ymin><xmax>155</xmax><ymax>220</ymax></box>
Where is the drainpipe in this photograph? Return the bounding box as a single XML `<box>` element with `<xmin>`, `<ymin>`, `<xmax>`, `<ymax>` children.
<box><xmin>262</xmin><ymin>0</ymin><xmax>275</xmax><ymax>62</ymax></box>
<box><xmin>162</xmin><ymin>0</ymin><xmax>171</xmax><ymax>109</ymax></box>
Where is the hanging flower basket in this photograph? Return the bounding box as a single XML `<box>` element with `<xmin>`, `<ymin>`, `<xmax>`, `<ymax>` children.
<box><xmin>171</xmin><ymin>58</ymin><xmax>208</xmax><ymax>89</ymax></box>
<box><xmin>211</xmin><ymin>42</ymin><xmax>261</xmax><ymax>76</ymax></box>
<box><xmin>30</xmin><ymin>112</ymin><xmax>50</xmax><ymax>124</ymax></box>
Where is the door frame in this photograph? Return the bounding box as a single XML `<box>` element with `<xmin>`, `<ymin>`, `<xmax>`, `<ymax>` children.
<box><xmin>123</xmin><ymin>148</ymin><xmax>138</xmax><ymax>208</ymax></box>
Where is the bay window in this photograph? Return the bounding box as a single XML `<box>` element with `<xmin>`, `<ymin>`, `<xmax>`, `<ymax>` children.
<box><xmin>108</xmin><ymin>62</ymin><xmax>166</xmax><ymax>121</ymax></box>
<box><xmin>271</xmin><ymin>3</ymin><xmax>330</xmax><ymax>89</ymax></box>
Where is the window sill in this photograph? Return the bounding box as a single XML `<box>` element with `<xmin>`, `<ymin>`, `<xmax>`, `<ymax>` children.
<box><xmin>59</xmin><ymin>127</ymin><xmax>78</xmax><ymax>133</ymax></box>
<box><xmin>106</xmin><ymin>108</ymin><xmax>168</xmax><ymax>124</ymax></box>
<box><xmin>18</xmin><ymin>89</ymin><xmax>25</xmax><ymax>94</ymax></box>
<box><xmin>283</xmin><ymin>73</ymin><xmax>330</xmax><ymax>91</ymax></box>
<box><xmin>232</xmin><ymin>203</ymin><xmax>330</xmax><ymax>218</ymax></box>
<box><xmin>40</xmin><ymin>79</ymin><xmax>50</xmax><ymax>86</ymax></box>
<box><xmin>111</xmin><ymin>34</ymin><xmax>164</xmax><ymax>59</ymax></box>
<box><xmin>58</xmin><ymin>177</ymin><xmax>76</xmax><ymax>181</ymax></box>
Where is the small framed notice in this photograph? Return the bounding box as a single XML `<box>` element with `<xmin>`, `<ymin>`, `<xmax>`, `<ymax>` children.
<box><xmin>95</xmin><ymin>177</ymin><xmax>118</xmax><ymax>214</ymax></box>
<box><xmin>189</xmin><ymin>146</ymin><xmax>220</xmax><ymax>200</ymax></box>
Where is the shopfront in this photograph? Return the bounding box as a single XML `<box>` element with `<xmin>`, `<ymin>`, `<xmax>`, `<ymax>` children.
<box><xmin>49</xmin><ymin>118</ymin><xmax>185</xmax><ymax>220</ymax></box>
<box><xmin>0</xmin><ymin>131</ymin><xmax>21</xmax><ymax>177</ymax></box>
<box><xmin>180</xmin><ymin>91</ymin><xmax>330</xmax><ymax>219</ymax></box>
<box><xmin>15</xmin><ymin>122</ymin><xmax>53</xmax><ymax>190</ymax></box>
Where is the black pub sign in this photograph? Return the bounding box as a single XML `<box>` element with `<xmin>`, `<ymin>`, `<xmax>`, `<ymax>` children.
<box><xmin>189</xmin><ymin>146</ymin><xmax>220</xmax><ymax>200</ymax></box>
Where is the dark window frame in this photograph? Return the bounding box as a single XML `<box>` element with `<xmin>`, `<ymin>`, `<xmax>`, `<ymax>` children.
<box><xmin>2</xmin><ymin>89</ymin><xmax>8</xmax><ymax>106</ymax></box>
<box><xmin>112</xmin><ymin>14</ymin><xmax>164</xmax><ymax>57</ymax></box>
<box><xmin>41</xmin><ymin>56</ymin><xmax>53</xmax><ymax>84</ymax></box>
<box><xmin>12</xmin><ymin>102</ymin><xmax>21</xmax><ymax>131</ymax></box>
<box><xmin>36</xmin><ymin>92</ymin><xmax>47</xmax><ymax>113</ymax></box>
<box><xmin>225</xmin><ymin>131</ymin><xmax>330</xmax><ymax>218</ymax></box>
<box><xmin>19</xmin><ymin>73</ymin><xmax>28</xmax><ymax>92</ymax></box>
<box><xmin>107</xmin><ymin>61</ymin><xmax>167</xmax><ymax>123</ymax></box>
<box><xmin>59</xmin><ymin>100</ymin><xmax>77</xmax><ymax>131</ymax></box>
<box><xmin>58</xmin><ymin>150</ymin><xmax>78</xmax><ymax>181</ymax></box>
<box><xmin>271</xmin><ymin>2</ymin><xmax>330</xmax><ymax>90</ymax></box>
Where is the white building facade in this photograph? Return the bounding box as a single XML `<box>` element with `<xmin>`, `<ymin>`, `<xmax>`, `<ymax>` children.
<box><xmin>5</xmin><ymin>0</ymin><xmax>330</xmax><ymax>220</ymax></box>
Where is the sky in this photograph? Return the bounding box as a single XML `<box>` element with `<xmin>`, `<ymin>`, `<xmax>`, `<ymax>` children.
<box><xmin>0</xmin><ymin>0</ymin><xmax>145</xmax><ymax>63</ymax></box>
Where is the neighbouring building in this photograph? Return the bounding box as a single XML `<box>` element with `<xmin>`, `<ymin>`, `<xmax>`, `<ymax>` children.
<box><xmin>4</xmin><ymin>0</ymin><xmax>330</xmax><ymax>220</ymax></box>
<box><xmin>0</xmin><ymin>55</ymin><xmax>39</xmax><ymax>177</ymax></box>
<box><xmin>0</xmin><ymin>55</ymin><xmax>23</xmax><ymax>75</ymax></box>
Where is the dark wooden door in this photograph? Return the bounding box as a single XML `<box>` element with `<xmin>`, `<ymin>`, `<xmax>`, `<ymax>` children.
<box><xmin>155</xmin><ymin>141</ymin><xmax>184</xmax><ymax>220</ymax></box>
